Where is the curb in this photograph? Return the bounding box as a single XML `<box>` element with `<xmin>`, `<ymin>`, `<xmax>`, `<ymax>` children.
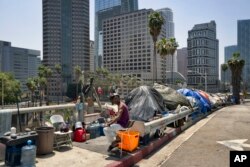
<box><xmin>105</xmin><ymin>127</ymin><xmax>182</xmax><ymax>167</ymax></box>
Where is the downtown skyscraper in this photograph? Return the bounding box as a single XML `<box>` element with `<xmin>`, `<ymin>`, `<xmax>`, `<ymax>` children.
<box><xmin>42</xmin><ymin>0</ymin><xmax>89</xmax><ymax>100</ymax></box>
<box><xmin>157</xmin><ymin>8</ymin><xmax>177</xmax><ymax>82</ymax></box>
<box><xmin>187</xmin><ymin>21</ymin><xmax>219</xmax><ymax>93</ymax></box>
<box><xmin>222</xmin><ymin>45</ymin><xmax>238</xmax><ymax>87</ymax></box>
<box><xmin>95</xmin><ymin>0</ymin><xmax>138</xmax><ymax>69</ymax></box>
<box><xmin>237</xmin><ymin>19</ymin><xmax>250</xmax><ymax>88</ymax></box>
<box><xmin>102</xmin><ymin>9</ymin><xmax>167</xmax><ymax>84</ymax></box>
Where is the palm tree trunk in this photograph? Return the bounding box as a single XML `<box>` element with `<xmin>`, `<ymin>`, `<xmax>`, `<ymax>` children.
<box><xmin>31</xmin><ymin>91</ymin><xmax>34</xmax><ymax>107</ymax></box>
<box><xmin>171</xmin><ymin>54</ymin><xmax>174</xmax><ymax>85</ymax></box>
<box><xmin>232</xmin><ymin>71</ymin><xmax>240</xmax><ymax>104</ymax></box>
<box><xmin>153</xmin><ymin>41</ymin><xmax>157</xmax><ymax>84</ymax></box>
<box><xmin>46</xmin><ymin>85</ymin><xmax>49</xmax><ymax>105</ymax></box>
<box><xmin>61</xmin><ymin>78</ymin><xmax>63</xmax><ymax>102</ymax></box>
<box><xmin>57</xmin><ymin>80</ymin><xmax>60</xmax><ymax>104</ymax></box>
<box><xmin>76</xmin><ymin>83</ymin><xmax>78</xmax><ymax>99</ymax></box>
<box><xmin>224</xmin><ymin>71</ymin><xmax>226</xmax><ymax>92</ymax></box>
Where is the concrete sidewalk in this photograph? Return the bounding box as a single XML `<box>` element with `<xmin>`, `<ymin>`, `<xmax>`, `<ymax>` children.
<box><xmin>0</xmin><ymin>105</ymin><xmax>229</xmax><ymax>167</ymax></box>
<box><xmin>35</xmin><ymin>118</ymin><xmax>199</xmax><ymax>167</ymax></box>
<box><xmin>35</xmin><ymin>128</ymin><xmax>179</xmax><ymax>167</ymax></box>
<box><xmin>36</xmin><ymin>144</ymin><xmax>112</xmax><ymax>167</ymax></box>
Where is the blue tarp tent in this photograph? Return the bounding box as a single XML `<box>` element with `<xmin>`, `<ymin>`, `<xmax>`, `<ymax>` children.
<box><xmin>177</xmin><ymin>89</ymin><xmax>211</xmax><ymax>113</ymax></box>
<box><xmin>195</xmin><ymin>90</ymin><xmax>212</xmax><ymax>111</ymax></box>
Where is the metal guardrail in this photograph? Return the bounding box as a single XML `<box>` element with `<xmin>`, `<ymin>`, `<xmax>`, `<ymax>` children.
<box><xmin>0</xmin><ymin>103</ymin><xmax>103</xmax><ymax>133</ymax></box>
<box><xmin>130</xmin><ymin>107</ymin><xmax>199</xmax><ymax>138</ymax></box>
<box><xmin>0</xmin><ymin>103</ymin><xmax>76</xmax><ymax>115</ymax></box>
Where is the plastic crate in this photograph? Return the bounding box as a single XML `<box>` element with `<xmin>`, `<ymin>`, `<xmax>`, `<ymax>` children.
<box><xmin>117</xmin><ymin>130</ymin><xmax>139</xmax><ymax>152</ymax></box>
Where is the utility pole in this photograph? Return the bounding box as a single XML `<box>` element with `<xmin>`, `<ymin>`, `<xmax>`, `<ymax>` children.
<box><xmin>1</xmin><ymin>78</ymin><xmax>4</xmax><ymax>109</ymax></box>
<box><xmin>205</xmin><ymin>72</ymin><xmax>207</xmax><ymax>92</ymax></box>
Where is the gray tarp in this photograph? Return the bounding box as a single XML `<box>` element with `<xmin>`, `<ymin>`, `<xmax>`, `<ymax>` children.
<box><xmin>153</xmin><ymin>83</ymin><xmax>192</xmax><ymax>110</ymax></box>
<box><xmin>125</xmin><ymin>86</ymin><xmax>166</xmax><ymax>122</ymax></box>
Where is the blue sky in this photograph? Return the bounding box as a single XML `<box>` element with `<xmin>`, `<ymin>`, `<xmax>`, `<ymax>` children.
<box><xmin>0</xmin><ymin>0</ymin><xmax>250</xmax><ymax>74</ymax></box>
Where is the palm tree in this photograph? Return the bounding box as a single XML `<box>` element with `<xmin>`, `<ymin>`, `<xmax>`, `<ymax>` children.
<box><xmin>156</xmin><ymin>37</ymin><xmax>178</xmax><ymax>85</ymax></box>
<box><xmin>148</xmin><ymin>11</ymin><xmax>164</xmax><ymax>84</ymax></box>
<box><xmin>38</xmin><ymin>65</ymin><xmax>52</xmax><ymax>105</ymax></box>
<box><xmin>55</xmin><ymin>64</ymin><xmax>62</xmax><ymax>104</ymax></box>
<box><xmin>221</xmin><ymin>63</ymin><xmax>228</xmax><ymax>92</ymax></box>
<box><xmin>227</xmin><ymin>52</ymin><xmax>245</xmax><ymax>104</ymax></box>
<box><xmin>74</xmin><ymin>65</ymin><xmax>82</xmax><ymax>99</ymax></box>
<box><xmin>0</xmin><ymin>72</ymin><xmax>7</xmax><ymax>108</ymax></box>
<box><xmin>26</xmin><ymin>78</ymin><xmax>37</xmax><ymax>106</ymax></box>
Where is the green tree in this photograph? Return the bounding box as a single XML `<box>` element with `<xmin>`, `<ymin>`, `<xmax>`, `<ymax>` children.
<box><xmin>38</xmin><ymin>65</ymin><xmax>52</xmax><ymax>105</ymax></box>
<box><xmin>26</xmin><ymin>78</ymin><xmax>37</xmax><ymax>106</ymax></box>
<box><xmin>55</xmin><ymin>64</ymin><xmax>62</xmax><ymax>104</ymax></box>
<box><xmin>221</xmin><ymin>63</ymin><xmax>228</xmax><ymax>92</ymax></box>
<box><xmin>157</xmin><ymin>38</ymin><xmax>178</xmax><ymax>84</ymax></box>
<box><xmin>227</xmin><ymin>52</ymin><xmax>245</xmax><ymax>104</ymax></box>
<box><xmin>148</xmin><ymin>11</ymin><xmax>164</xmax><ymax>83</ymax></box>
<box><xmin>0</xmin><ymin>72</ymin><xmax>21</xmax><ymax>107</ymax></box>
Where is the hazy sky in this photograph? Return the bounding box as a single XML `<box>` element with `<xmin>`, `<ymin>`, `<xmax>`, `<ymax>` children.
<box><xmin>0</xmin><ymin>0</ymin><xmax>250</xmax><ymax>73</ymax></box>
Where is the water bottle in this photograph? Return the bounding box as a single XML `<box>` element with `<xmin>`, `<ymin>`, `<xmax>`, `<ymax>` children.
<box><xmin>11</xmin><ymin>127</ymin><xmax>16</xmax><ymax>134</ymax></box>
<box><xmin>21</xmin><ymin>140</ymin><xmax>36</xmax><ymax>167</ymax></box>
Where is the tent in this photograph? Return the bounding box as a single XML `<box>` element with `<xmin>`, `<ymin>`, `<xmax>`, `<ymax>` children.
<box><xmin>177</xmin><ymin>88</ymin><xmax>211</xmax><ymax>113</ymax></box>
<box><xmin>153</xmin><ymin>83</ymin><xmax>192</xmax><ymax>110</ymax></box>
<box><xmin>198</xmin><ymin>90</ymin><xmax>210</xmax><ymax>102</ymax></box>
<box><xmin>125</xmin><ymin>86</ymin><xmax>166</xmax><ymax>122</ymax></box>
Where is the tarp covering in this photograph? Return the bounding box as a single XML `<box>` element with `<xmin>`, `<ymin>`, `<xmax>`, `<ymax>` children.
<box><xmin>195</xmin><ymin>90</ymin><xmax>212</xmax><ymax>112</ymax></box>
<box><xmin>153</xmin><ymin>83</ymin><xmax>192</xmax><ymax>110</ymax></box>
<box><xmin>125</xmin><ymin>86</ymin><xmax>166</xmax><ymax>122</ymax></box>
<box><xmin>177</xmin><ymin>88</ymin><xmax>211</xmax><ymax>113</ymax></box>
<box><xmin>198</xmin><ymin>90</ymin><xmax>210</xmax><ymax>102</ymax></box>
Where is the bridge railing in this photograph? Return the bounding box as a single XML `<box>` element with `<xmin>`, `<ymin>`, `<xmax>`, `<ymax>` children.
<box><xmin>0</xmin><ymin>103</ymin><xmax>102</xmax><ymax>133</ymax></box>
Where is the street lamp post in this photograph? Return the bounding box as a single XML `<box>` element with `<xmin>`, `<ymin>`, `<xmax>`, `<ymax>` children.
<box><xmin>1</xmin><ymin>78</ymin><xmax>4</xmax><ymax>109</ymax></box>
<box><xmin>188</xmin><ymin>70</ymin><xmax>207</xmax><ymax>92</ymax></box>
<box><xmin>204</xmin><ymin>72</ymin><xmax>207</xmax><ymax>92</ymax></box>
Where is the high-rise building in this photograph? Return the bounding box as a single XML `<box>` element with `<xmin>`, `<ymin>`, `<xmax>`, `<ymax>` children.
<box><xmin>157</xmin><ymin>8</ymin><xmax>177</xmax><ymax>82</ymax></box>
<box><xmin>102</xmin><ymin>9</ymin><xmax>167</xmax><ymax>84</ymax></box>
<box><xmin>42</xmin><ymin>0</ymin><xmax>90</xmax><ymax>100</ymax></box>
<box><xmin>0</xmin><ymin>41</ymin><xmax>41</xmax><ymax>92</ymax></box>
<box><xmin>90</xmin><ymin>40</ymin><xmax>95</xmax><ymax>72</ymax></box>
<box><xmin>187</xmin><ymin>21</ymin><xmax>219</xmax><ymax>93</ymax></box>
<box><xmin>157</xmin><ymin>8</ymin><xmax>174</xmax><ymax>38</ymax></box>
<box><xmin>95</xmin><ymin>0</ymin><xmax>138</xmax><ymax>69</ymax></box>
<box><xmin>177</xmin><ymin>47</ymin><xmax>188</xmax><ymax>80</ymax></box>
<box><xmin>237</xmin><ymin>19</ymin><xmax>250</xmax><ymax>87</ymax></box>
<box><xmin>222</xmin><ymin>45</ymin><xmax>238</xmax><ymax>86</ymax></box>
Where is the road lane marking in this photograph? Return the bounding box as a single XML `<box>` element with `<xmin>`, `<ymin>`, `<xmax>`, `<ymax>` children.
<box><xmin>217</xmin><ymin>139</ymin><xmax>250</xmax><ymax>151</ymax></box>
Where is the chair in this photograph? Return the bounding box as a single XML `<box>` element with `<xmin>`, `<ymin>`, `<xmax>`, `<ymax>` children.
<box><xmin>50</xmin><ymin>115</ymin><xmax>73</xmax><ymax>150</ymax></box>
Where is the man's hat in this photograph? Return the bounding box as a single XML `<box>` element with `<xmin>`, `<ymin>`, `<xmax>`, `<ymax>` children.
<box><xmin>109</xmin><ymin>93</ymin><xmax>119</xmax><ymax>99</ymax></box>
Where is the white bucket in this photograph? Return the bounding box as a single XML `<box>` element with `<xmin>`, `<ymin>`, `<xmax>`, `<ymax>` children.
<box><xmin>75</xmin><ymin>121</ymin><xmax>83</xmax><ymax>129</ymax></box>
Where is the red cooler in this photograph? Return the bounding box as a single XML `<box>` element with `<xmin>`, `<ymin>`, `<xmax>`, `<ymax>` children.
<box><xmin>74</xmin><ymin>128</ymin><xmax>86</xmax><ymax>142</ymax></box>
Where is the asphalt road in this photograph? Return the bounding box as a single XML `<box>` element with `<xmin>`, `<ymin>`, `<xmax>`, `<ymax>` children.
<box><xmin>136</xmin><ymin>101</ymin><xmax>250</xmax><ymax>167</ymax></box>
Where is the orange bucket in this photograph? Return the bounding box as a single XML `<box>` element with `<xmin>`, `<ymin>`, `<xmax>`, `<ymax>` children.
<box><xmin>117</xmin><ymin>130</ymin><xmax>140</xmax><ymax>152</ymax></box>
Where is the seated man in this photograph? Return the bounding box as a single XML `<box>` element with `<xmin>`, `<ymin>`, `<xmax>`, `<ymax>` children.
<box><xmin>103</xmin><ymin>93</ymin><xmax>129</xmax><ymax>152</ymax></box>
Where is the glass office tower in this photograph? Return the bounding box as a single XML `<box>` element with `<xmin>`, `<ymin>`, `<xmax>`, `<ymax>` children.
<box><xmin>94</xmin><ymin>0</ymin><xmax>138</xmax><ymax>69</ymax></box>
<box><xmin>238</xmin><ymin>19</ymin><xmax>250</xmax><ymax>88</ymax></box>
<box><xmin>223</xmin><ymin>45</ymin><xmax>238</xmax><ymax>85</ymax></box>
<box><xmin>43</xmin><ymin>0</ymin><xmax>89</xmax><ymax>100</ymax></box>
<box><xmin>187</xmin><ymin>21</ymin><xmax>219</xmax><ymax>93</ymax></box>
